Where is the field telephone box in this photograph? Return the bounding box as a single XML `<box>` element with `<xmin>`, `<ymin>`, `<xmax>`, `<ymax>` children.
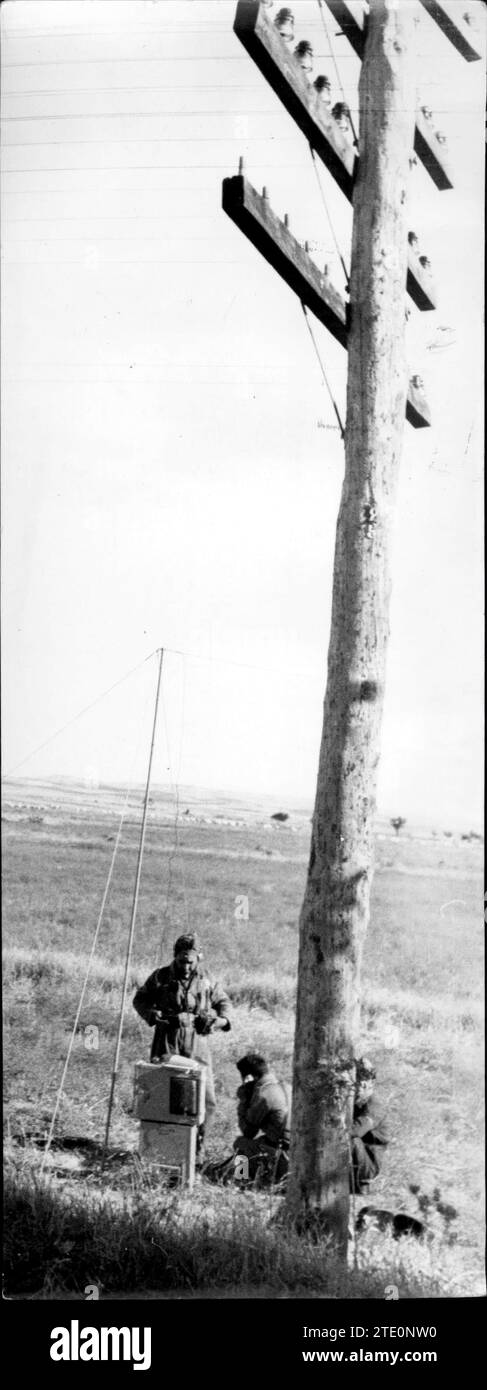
<box><xmin>133</xmin><ymin>1056</ymin><xmax>206</xmax><ymax>1189</ymax></box>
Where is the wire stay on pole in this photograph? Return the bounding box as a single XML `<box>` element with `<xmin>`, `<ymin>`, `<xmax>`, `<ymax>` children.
<box><xmin>301</xmin><ymin>300</ymin><xmax>346</xmax><ymax>442</ymax></box>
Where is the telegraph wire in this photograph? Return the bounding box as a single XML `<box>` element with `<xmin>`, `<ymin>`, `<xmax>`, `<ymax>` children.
<box><xmin>8</xmin><ymin>235</ymin><xmax>244</xmax><ymax>242</ymax></box>
<box><xmin>309</xmin><ymin>144</ymin><xmax>350</xmax><ymax>288</ymax></box>
<box><xmin>2</xmin><ymin>651</ymin><xmax>158</xmax><ymax>779</ymax></box>
<box><xmin>3</xmin><ymin>21</ymin><xmax>356</xmax><ymax>39</ymax></box>
<box><xmin>3</xmin><ymin>262</ymin><xmax>248</xmax><ymax>270</ymax></box>
<box><xmin>1</xmin><ymin>50</ymin><xmax>438</xmax><ymax>66</ymax></box>
<box><xmin>3</xmin><ymin>109</ymin><xmax>281</xmax><ymax>121</ymax></box>
<box><xmin>6</xmin><ymin>214</ymin><xmax>226</xmax><ymax>222</ymax></box>
<box><xmin>3</xmin><ymin>57</ymin><xmax>253</xmax><ymax>67</ymax></box>
<box><xmin>316</xmin><ymin>0</ymin><xmax>359</xmax><ymax>145</ymax></box>
<box><xmin>3</xmin><ymin>162</ymin><xmax>337</xmax><ymax>171</ymax></box>
<box><xmin>2</xmin><ymin>86</ymin><xmax>291</xmax><ymax>95</ymax></box>
<box><xmin>3</xmin><ymin>136</ymin><xmax>312</xmax><ymax>146</ymax></box>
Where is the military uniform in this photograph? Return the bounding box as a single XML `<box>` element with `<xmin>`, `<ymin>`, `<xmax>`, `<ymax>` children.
<box><xmin>234</xmin><ymin>1070</ymin><xmax>291</xmax><ymax>1182</ymax></box>
<box><xmin>351</xmin><ymin>1097</ymin><xmax>388</xmax><ymax>1194</ymax></box>
<box><xmin>133</xmin><ymin>960</ymin><xmax>231</xmax><ymax>1116</ymax></box>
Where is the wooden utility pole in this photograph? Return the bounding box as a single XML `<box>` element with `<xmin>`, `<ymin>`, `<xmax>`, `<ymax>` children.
<box><xmin>225</xmin><ymin>0</ymin><xmax>480</xmax><ymax>1256</ymax></box>
<box><xmin>285</xmin><ymin>0</ymin><xmax>417</xmax><ymax>1249</ymax></box>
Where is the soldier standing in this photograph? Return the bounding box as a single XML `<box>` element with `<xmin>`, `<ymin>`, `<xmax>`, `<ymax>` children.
<box><xmin>133</xmin><ymin>933</ymin><xmax>231</xmax><ymax>1156</ymax></box>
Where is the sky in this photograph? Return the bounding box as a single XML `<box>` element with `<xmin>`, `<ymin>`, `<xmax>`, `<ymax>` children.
<box><xmin>1</xmin><ymin>0</ymin><xmax>484</xmax><ymax>828</ymax></box>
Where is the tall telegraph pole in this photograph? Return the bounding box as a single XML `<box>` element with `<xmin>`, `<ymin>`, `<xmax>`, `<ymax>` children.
<box><xmin>223</xmin><ymin>0</ymin><xmax>482</xmax><ymax>1252</ymax></box>
<box><xmin>286</xmin><ymin>0</ymin><xmax>416</xmax><ymax>1247</ymax></box>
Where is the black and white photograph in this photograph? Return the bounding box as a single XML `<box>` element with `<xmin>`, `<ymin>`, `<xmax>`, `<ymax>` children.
<box><xmin>2</xmin><ymin>0</ymin><xmax>485</xmax><ymax>1346</ymax></box>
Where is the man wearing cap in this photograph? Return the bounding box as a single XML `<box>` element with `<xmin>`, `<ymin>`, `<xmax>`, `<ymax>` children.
<box><xmin>233</xmin><ymin>1053</ymin><xmax>291</xmax><ymax>1184</ymax></box>
<box><xmin>133</xmin><ymin>934</ymin><xmax>231</xmax><ymax>1154</ymax></box>
<box><xmin>351</xmin><ymin>1057</ymin><xmax>389</xmax><ymax>1194</ymax></box>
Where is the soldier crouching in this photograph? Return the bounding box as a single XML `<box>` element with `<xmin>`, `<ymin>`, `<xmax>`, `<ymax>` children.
<box><xmin>351</xmin><ymin>1056</ymin><xmax>389</xmax><ymax>1194</ymax></box>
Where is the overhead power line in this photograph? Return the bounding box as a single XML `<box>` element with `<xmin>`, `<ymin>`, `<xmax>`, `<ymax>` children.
<box><xmin>2</xmin><ymin>109</ymin><xmax>280</xmax><ymax>121</ymax></box>
<box><xmin>1</xmin><ymin>50</ymin><xmax>437</xmax><ymax>66</ymax></box>
<box><xmin>2</xmin><ymin>162</ymin><xmax>339</xmax><ymax>173</ymax></box>
<box><xmin>4</xmin><ymin>136</ymin><xmax>307</xmax><ymax>146</ymax></box>
<box><xmin>7</xmin><ymin>234</ymin><xmax>242</xmax><ymax>242</ymax></box>
<box><xmin>2</xmin><ymin>85</ymin><xmax>278</xmax><ymax>95</ymax></box>
<box><xmin>3</xmin><ymin>263</ymin><xmax>248</xmax><ymax>271</ymax></box>
<box><xmin>3</xmin><ymin>56</ymin><xmax>252</xmax><ymax>66</ymax></box>
<box><xmin>2</xmin><ymin>21</ymin><xmax>345</xmax><ymax>39</ymax></box>
<box><xmin>4</xmin><ymin>26</ymin><xmax>245</xmax><ymax>38</ymax></box>
<box><xmin>6</xmin><ymin>214</ymin><xmax>223</xmax><ymax>222</ymax></box>
<box><xmin>0</xmin><ymin>188</ymin><xmax>233</xmax><ymax>197</ymax></box>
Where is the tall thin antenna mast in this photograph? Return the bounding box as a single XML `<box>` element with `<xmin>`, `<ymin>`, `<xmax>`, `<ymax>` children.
<box><xmin>101</xmin><ymin>646</ymin><xmax>164</xmax><ymax>1168</ymax></box>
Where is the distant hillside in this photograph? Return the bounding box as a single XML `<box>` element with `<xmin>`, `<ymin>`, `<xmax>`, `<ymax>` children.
<box><xmin>1</xmin><ymin>775</ymin><xmax>482</xmax><ymax>841</ymax></box>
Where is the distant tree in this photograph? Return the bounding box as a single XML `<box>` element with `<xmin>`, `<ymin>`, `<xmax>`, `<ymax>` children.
<box><xmin>390</xmin><ymin>816</ymin><xmax>406</xmax><ymax>836</ymax></box>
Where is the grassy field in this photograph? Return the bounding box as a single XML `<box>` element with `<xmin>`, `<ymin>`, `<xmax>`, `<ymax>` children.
<box><xmin>2</xmin><ymin>778</ymin><xmax>484</xmax><ymax>1298</ymax></box>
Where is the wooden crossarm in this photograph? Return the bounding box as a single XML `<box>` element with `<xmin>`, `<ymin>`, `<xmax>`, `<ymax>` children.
<box><xmin>222</xmin><ymin>173</ymin><xmax>431</xmax><ymax>428</ymax></box>
<box><xmin>234</xmin><ymin>0</ymin><xmax>356</xmax><ymax>200</ymax></box>
<box><xmin>222</xmin><ymin>173</ymin><xmax>348</xmax><ymax>346</ymax></box>
<box><xmin>322</xmin><ymin>0</ymin><xmax>454</xmax><ymax>189</ymax></box>
<box><xmin>418</xmin><ymin>1</ymin><xmax>482</xmax><ymax>61</ymax></box>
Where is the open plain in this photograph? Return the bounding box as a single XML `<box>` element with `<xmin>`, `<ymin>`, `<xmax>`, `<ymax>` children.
<box><xmin>3</xmin><ymin>777</ymin><xmax>484</xmax><ymax>1299</ymax></box>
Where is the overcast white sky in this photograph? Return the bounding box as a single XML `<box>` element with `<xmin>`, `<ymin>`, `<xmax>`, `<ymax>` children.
<box><xmin>1</xmin><ymin>0</ymin><xmax>484</xmax><ymax>827</ymax></box>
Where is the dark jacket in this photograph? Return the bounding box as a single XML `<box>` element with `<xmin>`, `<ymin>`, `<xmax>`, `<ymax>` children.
<box><xmin>237</xmin><ymin>1070</ymin><xmax>291</xmax><ymax>1149</ymax></box>
<box><xmin>133</xmin><ymin>961</ymin><xmax>231</xmax><ymax>1064</ymax></box>
<box><xmin>352</xmin><ymin>1099</ymin><xmax>389</xmax><ymax>1152</ymax></box>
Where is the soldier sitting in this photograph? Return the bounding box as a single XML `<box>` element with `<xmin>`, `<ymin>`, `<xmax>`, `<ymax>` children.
<box><xmin>233</xmin><ymin>1052</ymin><xmax>291</xmax><ymax>1185</ymax></box>
<box><xmin>351</xmin><ymin>1056</ymin><xmax>389</xmax><ymax>1194</ymax></box>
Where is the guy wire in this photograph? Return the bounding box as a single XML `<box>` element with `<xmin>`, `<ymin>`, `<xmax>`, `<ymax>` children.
<box><xmin>300</xmin><ymin>300</ymin><xmax>346</xmax><ymax>442</ymax></box>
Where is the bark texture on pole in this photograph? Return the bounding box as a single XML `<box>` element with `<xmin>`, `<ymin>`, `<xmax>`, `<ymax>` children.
<box><xmin>286</xmin><ymin>0</ymin><xmax>417</xmax><ymax>1249</ymax></box>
